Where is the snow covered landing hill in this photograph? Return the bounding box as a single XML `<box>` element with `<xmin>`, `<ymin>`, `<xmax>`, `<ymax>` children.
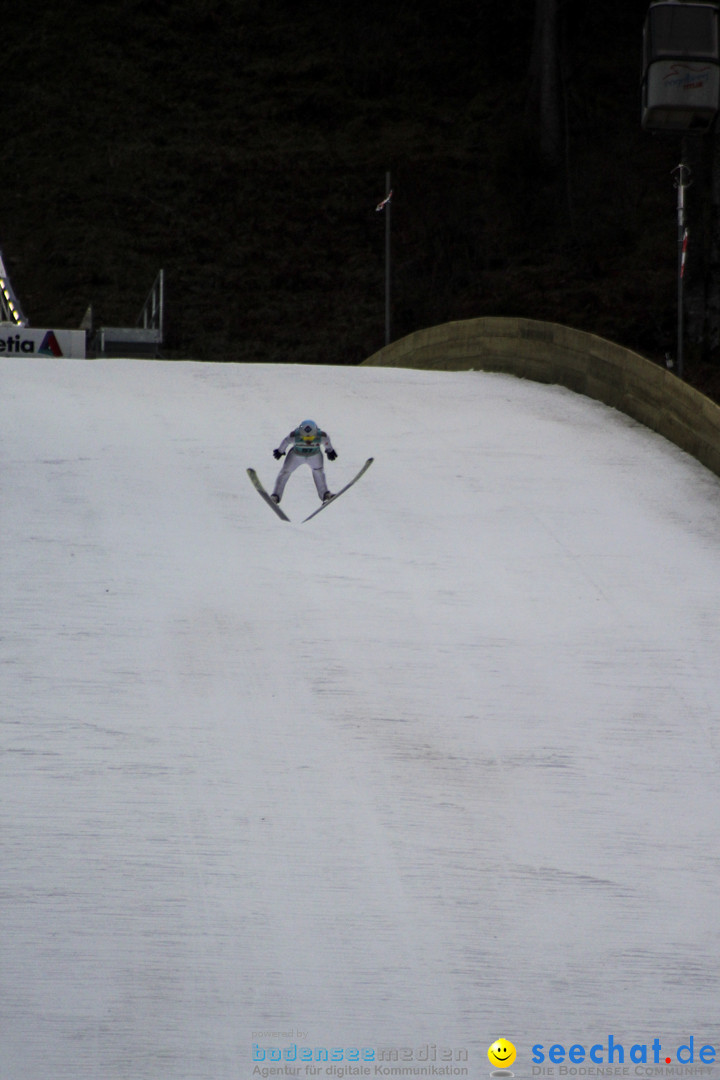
<box><xmin>3</xmin><ymin>358</ymin><xmax>720</xmax><ymax>1080</ymax></box>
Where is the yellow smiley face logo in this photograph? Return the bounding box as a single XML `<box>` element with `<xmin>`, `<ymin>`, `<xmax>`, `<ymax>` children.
<box><xmin>488</xmin><ymin>1039</ymin><xmax>517</xmax><ymax>1069</ymax></box>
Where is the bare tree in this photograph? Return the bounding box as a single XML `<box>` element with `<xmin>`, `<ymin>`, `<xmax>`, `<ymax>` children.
<box><xmin>526</xmin><ymin>0</ymin><xmax>563</xmax><ymax>168</ymax></box>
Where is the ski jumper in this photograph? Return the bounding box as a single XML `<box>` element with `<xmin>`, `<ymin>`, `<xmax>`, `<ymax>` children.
<box><xmin>272</xmin><ymin>426</ymin><xmax>336</xmax><ymax>501</ymax></box>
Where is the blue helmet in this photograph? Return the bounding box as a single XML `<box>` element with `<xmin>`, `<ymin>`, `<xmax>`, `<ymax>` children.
<box><xmin>299</xmin><ymin>420</ymin><xmax>318</xmax><ymax>441</ymax></box>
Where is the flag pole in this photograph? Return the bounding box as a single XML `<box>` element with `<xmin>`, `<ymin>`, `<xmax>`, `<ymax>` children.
<box><xmin>385</xmin><ymin>171</ymin><xmax>391</xmax><ymax>345</ymax></box>
<box><xmin>375</xmin><ymin>174</ymin><xmax>393</xmax><ymax>346</ymax></box>
<box><xmin>672</xmin><ymin>161</ymin><xmax>690</xmax><ymax>381</ymax></box>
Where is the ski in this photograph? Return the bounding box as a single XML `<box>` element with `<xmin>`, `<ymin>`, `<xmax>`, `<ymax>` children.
<box><xmin>247</xmin><ymin>468</ymin><xmax>290</xmax><ymax>521</ymax></box>
<box><xmin>302</xmin><ymin>458</ymin><xmax>374</xmax><ymax>522</ymax></box>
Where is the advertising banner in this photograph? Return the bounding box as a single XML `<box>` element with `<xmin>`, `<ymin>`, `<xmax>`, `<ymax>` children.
<box><xmin>0</xmin><ymin>327</ymin><xmax>86</xmax><ymax>359</ymax></box>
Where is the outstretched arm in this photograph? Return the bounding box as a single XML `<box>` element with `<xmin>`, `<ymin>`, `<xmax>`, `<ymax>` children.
<box><xmin>321</xmin><ymin>431</ymin><xmax>337</xmax><ymax>459</ymax></box>
<box><xmin>274</xmin><ymin>431</ymin><xmax>295</xmax><ymax>458</ymax></box>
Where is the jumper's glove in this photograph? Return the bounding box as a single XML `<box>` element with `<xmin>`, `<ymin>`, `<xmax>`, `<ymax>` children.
<box><xmin>326</xmin><ymin>449</ymin><xmax>337</xmax><ymax>461</ymax></box>
<box><xmin>273</xmin><ymin>449</ymin><xmax>284</xmax><ymax>460</ymax></box>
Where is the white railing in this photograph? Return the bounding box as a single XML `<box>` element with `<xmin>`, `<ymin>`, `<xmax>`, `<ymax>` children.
<box><xmin>96</xmin><ymin>269</ymin><xmax>164</xmax><ymax>356</ymax></box>
<box><xmin>138</xmin><ymin>269</ymin><xmax>164</xmax><ymax>337</ymax></box>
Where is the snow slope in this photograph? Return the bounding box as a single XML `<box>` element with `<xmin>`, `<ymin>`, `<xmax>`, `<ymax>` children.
<box><xmin>2</xmin><ymin>358</ymin><xmax>720</xmax><ymax>1080</ymax></box>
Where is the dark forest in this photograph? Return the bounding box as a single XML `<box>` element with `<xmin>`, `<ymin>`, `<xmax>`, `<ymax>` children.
<box><xmin>5</xmin><ymin>0</ymin><xmax>716</xmax><ymax>393</ymax></box>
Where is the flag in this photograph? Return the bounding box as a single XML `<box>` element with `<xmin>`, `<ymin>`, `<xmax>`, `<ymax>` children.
<box><xmin>375</xmin><ymin>190</ymin><xmax>393</xmax><ymax>212</ymax></box>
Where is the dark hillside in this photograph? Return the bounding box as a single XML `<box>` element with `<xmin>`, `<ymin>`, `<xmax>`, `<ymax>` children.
<box><xmin>3</xmin><ymin>0</ymin><xmax>707</xmax><ymax>389</ymax></box>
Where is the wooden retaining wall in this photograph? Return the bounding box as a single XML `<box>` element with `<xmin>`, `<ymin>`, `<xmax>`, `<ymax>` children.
<box><xmin>363</xmin><ymin>317</ymin><xmax>720</xmax><ymax>478</ymax></box>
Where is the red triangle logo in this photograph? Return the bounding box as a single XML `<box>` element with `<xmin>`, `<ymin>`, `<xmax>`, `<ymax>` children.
<box><xmin>39</xmin><ymin>331</ymin><xmax>63</xmax><ymax>357</ymax></box>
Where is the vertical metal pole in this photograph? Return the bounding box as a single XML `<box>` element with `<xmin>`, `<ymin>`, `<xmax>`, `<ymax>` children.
<box><xmin>158</xmin><ymin>268</ymin><xmax>165</xmax><ymax>340</ymax></box>
<box><xmin>385</xmin><ymin>171</ymin><xmax>391</xmax><ymax>346</ymax></box>
<box><xmin>673</xmin><ymin>162</ymin><xmax>690</xmax><ymax>380</ymax></box>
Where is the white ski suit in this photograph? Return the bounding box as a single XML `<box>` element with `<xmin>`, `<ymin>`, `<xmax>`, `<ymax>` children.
<box><xmin>272</xmin><ymin>427</ymin><xmax>336</xmax><ymax>501</ymax></box>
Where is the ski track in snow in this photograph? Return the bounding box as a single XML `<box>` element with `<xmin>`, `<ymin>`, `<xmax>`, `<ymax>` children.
<box><xmin>2</xmin><ymin>359</ymin><xmax>720</xmax><ymax>1080</ymax></box>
